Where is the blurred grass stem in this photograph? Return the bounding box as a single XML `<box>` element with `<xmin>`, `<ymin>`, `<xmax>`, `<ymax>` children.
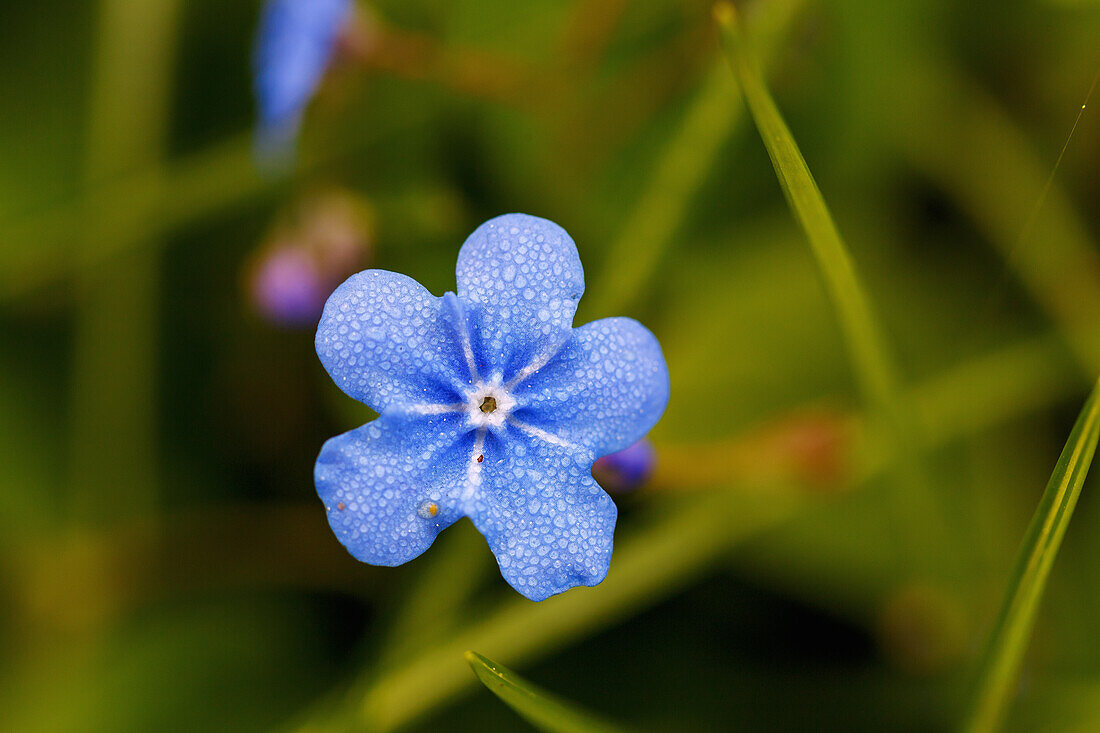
<box><xmin>69</xmin><ymin>0</ymin><xmax>181</xmax><ymax>522</ymax></box>
<box><xmin>585</xmin><ymin>0</ymin><xmax>805</xmax><ymax>317</ymax></box>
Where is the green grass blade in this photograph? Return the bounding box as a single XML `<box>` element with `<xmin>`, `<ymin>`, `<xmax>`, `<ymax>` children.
<box><xmin>963</xmin><ymin>377</ymin><xmax>1100</xmax><ymax>733</ymax></box>
<box><xmin>466</xmin><ymin>652</ymin><xmax>630</xmax><ymax>733</ymax></box>
<box><xmin>714</xmin><ymin>2</ymin><xmax>897</xmax><ymax>416</ymax></box>
<box><xmin>713</xmin><ymin>3</ymin><xmax>951</xmax><ymax>570</ymax></box>
<box><xmin>585</xmin><ymin>0</ymin><xmax>805</xmax><ymax>317</ymax></box>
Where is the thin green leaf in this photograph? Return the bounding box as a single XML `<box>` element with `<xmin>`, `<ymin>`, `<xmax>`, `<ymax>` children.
<box><xmin>713</xmin><ymin>3</ymin><xmax>945</xmax><ymax>568</ymax></box>
<box><xmin>585</xmin><ymin>0</ymin><xmax>806</xmax><ymax>317</ymax></box>
<box><xmin>962</xmin><ymin>377</ymin><xmax>1100</xmax><ymax>733</ymax></box>
<box><xmin>466</xmin><ymin>652</ymin><xmax>630</xmax><ymax>733</ymax></box>
<box><xmin>713</xmin><ymin>1</ymin><xmax>898</xmax><ymax>422</ymax></box>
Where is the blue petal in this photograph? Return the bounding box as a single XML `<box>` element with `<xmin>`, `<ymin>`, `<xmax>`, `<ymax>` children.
<box><xmin>468</xmin><ymin>432</ymin><xmax>615</xmax><ymax>601</ymax></box>
<box><xmin>455</xmin><ymin>214</ymin><xmax>585</xmax><ymax>379</ymax></box>
<box><xmin>253</xmin><ymin>0</ymin><xmax>351</xmax><ymax>151</ymax></box>
<box><xmin>315</xmin><ymin>270</ymin><xmax>469</xmax><ymax>412</ymax></box>
<box><xmin>315</xmin><ymin>412</ymin><xmax>471</xmax><ymax>566</ymax></box>
<box><xmin>512</xmin><ymin>317</ymin><xmax>670</xmax><ymax>457</ymax></box>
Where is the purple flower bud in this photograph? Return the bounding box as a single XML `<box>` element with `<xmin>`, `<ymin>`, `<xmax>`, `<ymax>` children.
<box><xmin>250</xmin><ymin>246</ymin><xmax>327</xmax><ymax>326</ymax></box>
<box><xmin>247</xmin><ymin>190</ymin><xmax>373</xmax><ymax>328</ymax></box>
<box><xmin>593</xmin><ymin>439</ymin><xmax>656</xmax><ymax>493</ymax></box>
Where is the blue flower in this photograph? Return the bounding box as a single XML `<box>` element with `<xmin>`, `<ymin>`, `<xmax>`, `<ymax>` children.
<box><xmin>253</xmin><ymin>0</ymin><xmax>352</xmax><ymax>158</ymax></box>
<box><xmin>314</xmin><ymin>213</ymin><xmax>670</xmax><ymax>601</ymax></box>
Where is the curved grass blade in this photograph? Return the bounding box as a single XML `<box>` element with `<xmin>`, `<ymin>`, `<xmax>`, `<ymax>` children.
<box><xmin>586</xmin><ymin>0</ymin><xmax>806</xmax><ymax>317</ymax></box>
<box><xmin>713</xmin><ymin>2</ymin><xmax>898</xmax><ymax>420</ymax></box>
<box><xmin>466</xmin><ymin>652</ymin><xmax>631</xmax><ymax>733</ymax></box>
<box><xmin>713</xmin><ymin>3</ymin><xmax>945</xmax><ymax>569</ymax></box>
<box><xmin>962</xmin><ymin>377</ymin><xmax>1100</xmax><ymax>733</ymax></box>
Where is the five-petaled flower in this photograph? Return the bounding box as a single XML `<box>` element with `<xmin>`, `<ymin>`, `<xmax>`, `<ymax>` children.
<box><xmin>314</xmin><ymin>213</ymin><xmax>670</xmax><ymax>600</ymax></box>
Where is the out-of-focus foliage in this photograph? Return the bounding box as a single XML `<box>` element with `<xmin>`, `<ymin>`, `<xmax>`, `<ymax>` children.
<box><xmin>2</xmin><ymin>0</ymin><xmax>1100</xmax><ymax>731</ymax></box>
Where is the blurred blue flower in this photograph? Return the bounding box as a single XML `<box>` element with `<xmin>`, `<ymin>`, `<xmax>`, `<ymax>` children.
<box><xmin>593</xmin><ymin>438</ymin><xmax>656</xmax><ymax>493</ymax></box>
<box><xmin>253</xmin><ymin>0</ymin><xmax>353</xmax><ymax>158</ymax></box>
<box><xmin>314</xmin><ymin>213</ymin><xmax>670</xmax><ymax>600</ymax></box>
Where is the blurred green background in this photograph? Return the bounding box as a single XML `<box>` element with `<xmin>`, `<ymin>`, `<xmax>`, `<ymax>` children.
<box><xmin>3</xmin><ymin>0</ymin><xmax>1100</xmax><ymax>730</ymax></box>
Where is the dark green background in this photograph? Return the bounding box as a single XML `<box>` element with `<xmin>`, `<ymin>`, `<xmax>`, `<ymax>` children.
<box><xmin>3</xmin><ymin>0</ymin><xmax>1100</xmax><ymax>730</ymax></box>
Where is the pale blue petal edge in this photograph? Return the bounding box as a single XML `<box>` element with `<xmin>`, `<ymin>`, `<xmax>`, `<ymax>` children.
<box><xmin>315</xmin><ymin>270</ymin><xmax>469</xmax><ymax>412</ymax></box>
<box><xmin>513</xmin><ymin>317</ymin><xmax>670</xmax><ymax>457</ymax></box>
<box><xmin>315</xmin><ymin>412</ymin><xmax>471</xmax><ymax>566</ymax></box>
<box><xmin>456</xmin><ymin>213</ymin><xmax>584</xmax><ymax>379</ymax></box>
<box><xmin>468</xmin><ymin>431</ymin><xmax>615</xmax><ymax>601</ymax></box>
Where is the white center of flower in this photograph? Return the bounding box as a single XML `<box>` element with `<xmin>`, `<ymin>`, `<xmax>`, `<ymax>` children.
<box><xmin>465</xmin><ymin>381</ymin><xmax>516</xmax><ymax>429</ymax></box>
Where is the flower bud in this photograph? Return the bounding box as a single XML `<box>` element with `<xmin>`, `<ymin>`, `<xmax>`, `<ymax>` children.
<box><xmin>247</xmin><ymin>190</ymin><xmax>373</xmax><ymax>327</ymax></box>
<box><xmin>593</xmin><ymin>439</ymin><xmax>656</xmax><ymax>493</ymax></box>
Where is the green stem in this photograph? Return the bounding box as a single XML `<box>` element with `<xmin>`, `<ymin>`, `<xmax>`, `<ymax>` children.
<box><xmin>962</xmin><ymin>377</ymin><xmax>1100</xmax><ymax>732</ymax></box>
<box><xmin>69</xmin><ymin>0</ymin><xmax>181</xmax><ymax>522</ymax></box>
<box><xmin>584</xmin><ymin>0</ymin><xmax>805</xmax><ymax>318</ymax></box>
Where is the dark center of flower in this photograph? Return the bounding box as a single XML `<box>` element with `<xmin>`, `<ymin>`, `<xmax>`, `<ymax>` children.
<box><xmin>479</xmin><ymin>396</ymin><xmax>498</xmax><ymax>414</ymax></box>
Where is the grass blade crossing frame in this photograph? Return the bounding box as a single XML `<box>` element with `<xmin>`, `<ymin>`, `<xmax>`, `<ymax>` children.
<box><xmin>963</xmin><ymin>377</ymin><xmax>1100</xmax><ymax>733</ymax></box>
<box><xmin>466</xmin><ymin>652</ymin><xmax>630</xmax><ymax>733</ymax></box>
<box><xmin>587</xmin><ymin>0</ymin><xmax>806</xmax><ymax>317</ymax></box>
<box><xmin>713</xmin><ymin>3</ymin><xmax>947</xmax><ymax>569</ymax></box>
<box><xmin>714</xmin><ymin>2</ymin><xmax>898</xmax><ymax>420</ymax></box>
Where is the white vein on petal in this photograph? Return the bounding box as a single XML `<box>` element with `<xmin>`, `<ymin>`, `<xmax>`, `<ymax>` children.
<box><xmin>444</xmin><ymin>293</ymin><xmax>480</xmax><ymax>383</ymax></box>
<box><xmin>460</xmin><ymin>428</ymin><xmax>487</xmax><ymax>507</ymax></box>
<box><xmin>507</xmin><ymin>418</ymin><xmax>580</xmax><ymax>451</ymax></box>
<box><xmin>504</xmin><ymin>348</ymin><xmax>556</xmax><ymax>391</ymax></box>
<box><xmin>402</xmin><ymin>402</ymin><xmax>465</xmax><ymax>416</ymax></box>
